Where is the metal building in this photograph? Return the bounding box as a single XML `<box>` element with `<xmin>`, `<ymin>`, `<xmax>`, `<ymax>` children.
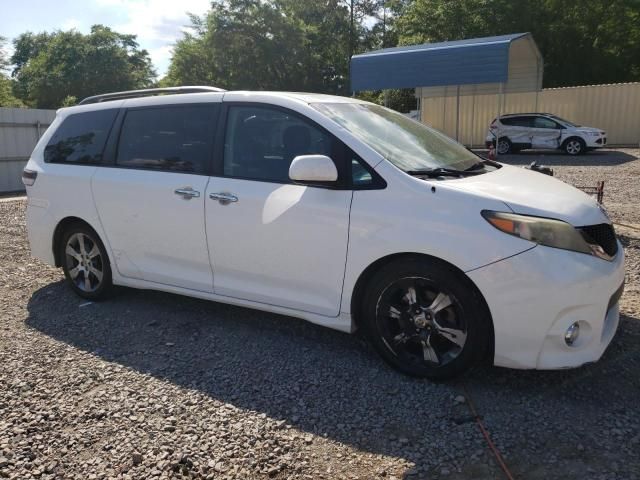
<box><xmin>350</xmin><ymin>33</ymin><xmax>543</xmax><ymax>141</ymax></box>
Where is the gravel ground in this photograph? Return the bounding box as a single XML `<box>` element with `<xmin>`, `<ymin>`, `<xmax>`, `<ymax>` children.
<box><xmin>1</xmin><ymin>148</ymin><xmax>639</xmax><ymax>480</ymax></box>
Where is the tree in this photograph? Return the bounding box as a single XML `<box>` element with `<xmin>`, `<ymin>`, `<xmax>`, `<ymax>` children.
<box><xmin>0</xmin><ymin>35</ymin><xmax>24</xmax><ymax>107</ymax></box>
<box><xmin>164</xmin><ymin>0</ymin><xmax>355</xmax><ymax>95</ymax></box>
<box><xmin>393</xmin><ymin>0</ymin><xmax>640</xmax><ymax>87</ymax></box>
<box><xmin>11</xmin><ymin>25</ymin><xmax>155</xmax><ymax>108</ymax></box>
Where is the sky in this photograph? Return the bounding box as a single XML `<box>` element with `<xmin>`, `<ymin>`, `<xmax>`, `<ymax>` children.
<box><xmin>0</xmin><ymin>0</ymin><xmax>212</xmax><ymax>77</ymax></box>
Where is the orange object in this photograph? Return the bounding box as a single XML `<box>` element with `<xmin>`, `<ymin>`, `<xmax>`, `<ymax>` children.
<box><xmin>488</xmin><ymin>217</ymin><xmax>516</xmax><ymax>233</ymax></box>
<box><xmin>488</xmin><ymin>143</ymin><xmax>496</xmax><ymax>160</ymax></box>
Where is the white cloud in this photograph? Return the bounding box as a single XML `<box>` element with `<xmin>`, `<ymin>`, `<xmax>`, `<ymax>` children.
<box><xmin>94</xmin><ymin>0</ymin><xmax>211</xmax><ymax>76</ymax></box>
<box><xmin>62</xmin><ymin>18</ymin><xmax>84</xmax><ymax>31</ymax></box>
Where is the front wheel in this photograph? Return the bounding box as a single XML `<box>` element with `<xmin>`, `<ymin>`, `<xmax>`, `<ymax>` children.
<box><xmin>362</xmin><ymin>257</ymin><xmax>491</xmax><ymax>379</ymax></box>
<box><xmin>563</xmin><ymin>137</ymin><xmax>585</xmax><ymax>155</ymax></box>
<box><xmin>60</xmin><ymin>224</ymin><xmax>113</xmax><ymax>300</ymax></box>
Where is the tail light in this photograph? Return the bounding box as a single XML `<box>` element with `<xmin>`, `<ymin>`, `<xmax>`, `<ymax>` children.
<box><xmin>490</xmin><ymin>118</ymin><xmax>497</xmax><ymax>130</ymax></box>
<box><xmin>22</xmin><ymin>169</ymin><xmax>38</xmax><ymax>186</ymax></box>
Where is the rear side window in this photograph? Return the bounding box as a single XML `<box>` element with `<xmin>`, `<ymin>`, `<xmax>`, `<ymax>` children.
<box><xmin>500</xmin><ymin>116</ymin><xmax>532</xmax><ymax>127</ymax></box>
<box><xmin>44</xmin><ymin>109</ymin><xmax>118</xmax><ymax>164</ymax></box>
<box><xmin>116</xmin><ymin>105</ymin><xmax>217</xmax><ymax>174</ymax></box>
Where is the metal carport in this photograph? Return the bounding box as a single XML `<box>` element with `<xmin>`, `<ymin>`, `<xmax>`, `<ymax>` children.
<box><xmin>350</xmin><ymin>33</ymin><xmax>543</xmax><ymax>145</ymax></box>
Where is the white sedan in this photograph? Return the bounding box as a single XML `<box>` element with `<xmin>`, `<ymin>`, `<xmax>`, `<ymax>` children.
<box><xmin>23</xmin><ymin>88</ymin><xmax>624</xmax><ymax>379</ymax></box>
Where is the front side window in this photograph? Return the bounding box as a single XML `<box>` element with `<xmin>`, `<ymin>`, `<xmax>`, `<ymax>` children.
<box><xmin>116</xmin><ymin>106</ymin><xmax>216</xmax><ymax>173</ymax></box>
<box><xmin>312</xmin><ymin>102</ymin><xmax>479</xmax><ymax>172</ymax></box>
<box><xmin>224</xmin><ymin>106</ymin><xmax>332</xmax><ymax>183</ymax></box>
<box><xmin>45</xmin><ymin>109</ymin><xmax>117</xmax><ymax>164</ymax></box>
<box><xmin>548</xmin><ymin>114</ymin><xmax>579</xmax><ymax>127</ymax></box>
<box><xmin>351</xmin><ymin>157</ymin><xmax>373</xmax><ymax>186</ymax></box>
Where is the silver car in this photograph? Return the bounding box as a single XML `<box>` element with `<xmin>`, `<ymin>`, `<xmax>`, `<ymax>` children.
<box><xmin>486</xmin><ymin>113</ymin><xmax>607</xmax><ymax>155</ymax></box>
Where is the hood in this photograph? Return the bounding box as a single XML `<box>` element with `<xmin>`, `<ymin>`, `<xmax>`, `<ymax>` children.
<box><xmin>574</xmin><ymin>126</ymin><xmax>602</xmax><ymax>134</ymax></box>
<box><xmin>446</xmin><ymin>164</ymin><xmax>609</xmax><ymax>226</ymax></box>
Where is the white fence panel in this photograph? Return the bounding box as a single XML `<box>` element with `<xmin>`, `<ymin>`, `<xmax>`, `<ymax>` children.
<box><xmin>0</xmin><ymin>108</ymin><xmax>56</xmax><ymax>194</ymax></box>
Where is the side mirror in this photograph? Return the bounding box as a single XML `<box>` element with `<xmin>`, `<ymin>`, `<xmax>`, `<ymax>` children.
<box><xmin>289</xmin><ymin>155</ymin><xmax>338</xmax><ymax>184</ymax></box>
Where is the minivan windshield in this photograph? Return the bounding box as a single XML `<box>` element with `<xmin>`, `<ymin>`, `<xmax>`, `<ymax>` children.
<box><xmin>312</xmin><ymin>102</ymin><xmax>481</xmax><ymax>172</ymax></box>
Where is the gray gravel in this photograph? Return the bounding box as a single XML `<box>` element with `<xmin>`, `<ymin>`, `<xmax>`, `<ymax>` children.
<box><xmin>1</xmin><ymin>148</ymin><xmax>639</xmax><ymax>479</ymax></box>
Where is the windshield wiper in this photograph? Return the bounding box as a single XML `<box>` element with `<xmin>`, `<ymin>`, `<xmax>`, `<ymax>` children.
<box><xmin>463</xmin><ymin>161</ymin><xmax>487</xmax><ymax>172</ymax></box>
<box><xmin>406</xmin><ymin>167</ymin><xmax>483</xmax><ymax>178</ymax></box>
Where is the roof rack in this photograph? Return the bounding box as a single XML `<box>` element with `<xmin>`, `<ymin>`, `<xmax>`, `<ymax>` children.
<box><xmin>501</xmin><ymin>112</ymin><xmax>552</xmax><ymax>116</ymax></box>
<box><xmin>78</xmin><ymin>86</ymin><xmax>226</xmax><ymax>105</ymax></box>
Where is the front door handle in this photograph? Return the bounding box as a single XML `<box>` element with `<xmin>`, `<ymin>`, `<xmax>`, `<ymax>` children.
<box><xmin>174</xmin><ymin>187</ymin><xmax>200</xmax><ymax>199</ymax></box>
<box><xmin>209</xmin><ymin>192</ymin><xmax>238</xmax><ymax>205</ymax></box>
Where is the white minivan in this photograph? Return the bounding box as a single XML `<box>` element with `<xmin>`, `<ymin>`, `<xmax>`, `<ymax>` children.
<box><xmin>23</xmin><ymin>87</ymin><xmax>624</xmax><ymax>379</ymax></box>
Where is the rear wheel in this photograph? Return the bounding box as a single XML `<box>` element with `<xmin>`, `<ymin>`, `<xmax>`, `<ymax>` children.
<box><xmin>496</xmin><ymin>137</ymin><xmax>512</xmax><ymax>155</ymax></box>
<box><xmin>60</xmin><ymin>224</ymin><xmax>113</xmax><ymax>300</ymax></box>
<box><xmin>361</xmin><ymin>257</ymin><xmax>491</xmax><ymax>380</ymax></box>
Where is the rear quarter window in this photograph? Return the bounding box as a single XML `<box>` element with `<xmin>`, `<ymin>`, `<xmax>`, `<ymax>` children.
<box><xmin>44</xmin><ymin>109</ymin><xmax>118</xmax><ymax>164</ymax></box>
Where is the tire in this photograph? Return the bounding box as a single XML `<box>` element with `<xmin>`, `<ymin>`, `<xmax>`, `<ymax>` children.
<box><xmin>563</xmin><ymin>137</ymin><xmax>585</xmax><ymax>156</ymax></box>
<box><xmin>361</xmin><ymin>257</ymin><xmax>491</xmax><ymax>380</ymax></box>
<box><xmin>496</xmin><ymin>137</ymin><xmax>512</xmax><ymax>155</ymax></box>
<box><xmin>59</xmin><ymin>223</ymin><xmax>113</xmax><ymax>300</ymax></box>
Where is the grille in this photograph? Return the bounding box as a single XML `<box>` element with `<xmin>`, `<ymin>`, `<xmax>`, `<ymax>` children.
<box><xmin>579</xmin><ymin>223</ymin><xmax>618</xmax><ymax>257</ymax></box>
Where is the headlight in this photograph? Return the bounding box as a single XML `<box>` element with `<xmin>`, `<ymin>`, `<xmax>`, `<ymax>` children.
<box><xmin>481</xmin><ymin>211</ymin><xmax>610</xmax><ymax>260</ymax></box>
<box><xmin>587</xmin><ymin>131</ymin><xmax>600</xmax><ymax>136</ymax></box>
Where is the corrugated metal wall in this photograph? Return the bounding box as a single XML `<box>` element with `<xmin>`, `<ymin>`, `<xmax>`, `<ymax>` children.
<box><xmin>421</xmin><ymin>82</ymin><xmax>640</xmax><ymax>147</ymax></box>
<box><xmin>0</xmin><ymin>108</ymin><xmax>56</xmax><ymax>194</ymax></box>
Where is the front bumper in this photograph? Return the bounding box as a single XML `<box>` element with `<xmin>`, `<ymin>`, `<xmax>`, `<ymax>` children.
<box><xmin>468</xmin><ymin>242</ymin><xmax>625</xmax><ymax>369</ymax></box>
<box><xmin>586</xmin><ymin>135</ymin><xmax>607</xmax><ymax>148</ymax></box>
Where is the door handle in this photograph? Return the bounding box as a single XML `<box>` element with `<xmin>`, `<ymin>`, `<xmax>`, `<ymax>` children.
<box><xmin>174</xmin><ymin>187</ymin><xmax>200</xmax><ymax>199</ymax></box>
<box><xmin>209</xmin><ymin>192</ymin><xmax>238</xmax><ymax>205</ymax></box>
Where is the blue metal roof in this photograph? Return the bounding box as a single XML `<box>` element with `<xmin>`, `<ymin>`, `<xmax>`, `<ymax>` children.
<box><xmin>350</xmin><ymin>33</ymin><xmax>530</xmax><ymax>92</ymax></box>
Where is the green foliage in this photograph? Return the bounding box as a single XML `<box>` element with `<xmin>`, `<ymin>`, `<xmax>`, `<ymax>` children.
<box><xmin>356</xmin><ymin>88</ymin><xmax>417</xmax><ymax>112</ymax></box>
<box><xmin>0</xmin><ymin>35</ymin><xmax>9</xmax><ymax>72</ymax></box>
<box><xmin>393</xmin><ymin>0</ymin><xmax>640</xmax><ymax>87</ymax></box>
<box><xmin>11</xmin><ymin>25</ymin><xmax>156</xmax><ymax>108</ymax></box>
<box><xmin>5</xmin><ymin>0</ymin><xmax>640</xmax><ymax>110</ymax></box>
<box><xmin>60</xmin><ymin>95</ymin><xmax>78</xmax><ymax>107</ymax></box>
<box><xmin>0</xmin><ymin>76</ymin><xmax>24</xmax><ymax>107</ymax></box>
<box><xmin>165</xmin><ymin>0</ymin><xmax>377</xmax><ymax>95</ymax></box>
<box><xmin>0</xmin><ymin>36</ymin><xmax>24</xmax><ymax>107</ymax></box>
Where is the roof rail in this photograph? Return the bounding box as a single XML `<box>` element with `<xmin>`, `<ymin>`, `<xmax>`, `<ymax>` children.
<box><xmin>78</xmin><ymin>86</ymin><xmax>226</xmax><ymax>105</ymax></box>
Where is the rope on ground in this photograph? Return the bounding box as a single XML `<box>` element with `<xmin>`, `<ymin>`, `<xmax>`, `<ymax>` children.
<box><xmin>462</xmin><ymin>383</ymin><xmax>516</xmax><ymax>480</ymax></box>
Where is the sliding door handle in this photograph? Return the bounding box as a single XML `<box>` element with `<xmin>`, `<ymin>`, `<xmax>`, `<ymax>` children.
<box><xmin>209</xmin><ymin>192</ymin><xmax>238</xmax><ymax>205</ymax></box>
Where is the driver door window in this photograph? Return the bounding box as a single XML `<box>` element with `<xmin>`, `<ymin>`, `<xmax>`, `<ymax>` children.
<box><xmin>223</xmin><ymin>106</ymin><xmax>332</xmax><ymax>183</ymax></box>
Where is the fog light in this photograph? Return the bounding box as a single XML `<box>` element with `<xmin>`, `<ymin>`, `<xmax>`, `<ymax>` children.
<box><xmin>565</xmin><ymin>322</ymin><xmax>580</xmax><ymax>346</ymax></box>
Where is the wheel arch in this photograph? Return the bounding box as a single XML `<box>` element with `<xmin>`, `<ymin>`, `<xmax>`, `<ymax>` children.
<box><xmin>52</xmin><ymin>216</ymin><xmax>104</xmax><ymax>267</ymax></box>
<box><xmin>349</xmin><ymin>252</ymin><xmax>495</xmax><ymax>363</ymax></box>
<box><xmin>561</xmin><ymin>135</ymin><xmax>586</xmax><ymax>149</ymax></box>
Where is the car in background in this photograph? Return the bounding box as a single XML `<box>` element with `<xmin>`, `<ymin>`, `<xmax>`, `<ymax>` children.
<box><xmin>485</xmin><ymin>113</ymin><xmax>607</xmax><ymax>155</ymax></box>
